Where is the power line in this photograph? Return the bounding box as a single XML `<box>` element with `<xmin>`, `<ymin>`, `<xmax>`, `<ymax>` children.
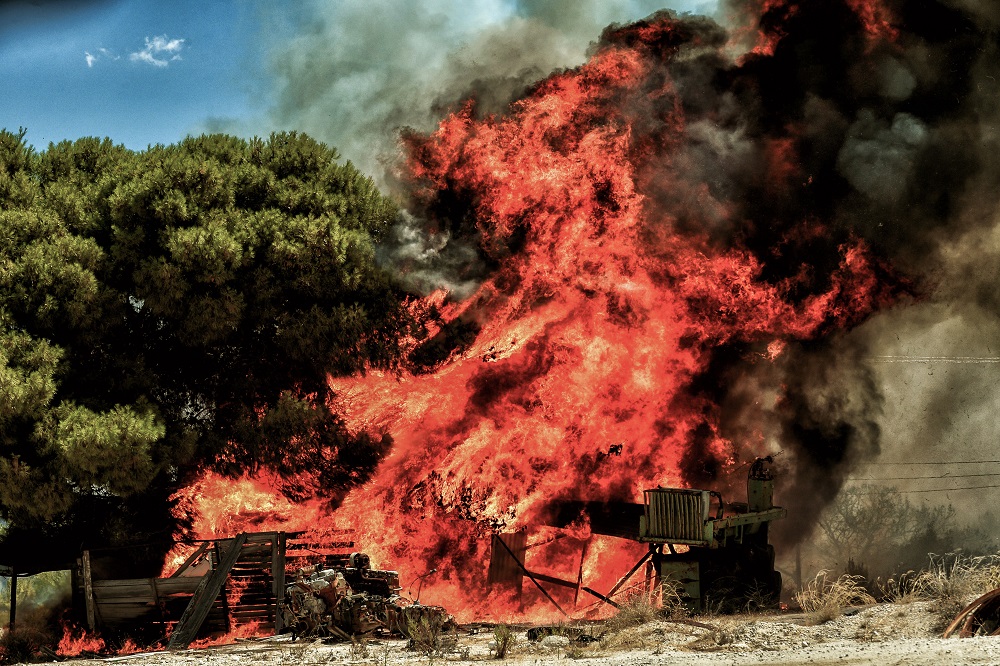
<box><xmin>870</xmin><ymin>356</ymin><xmax>1000</xmax><ymax>364</ymax></box>
<box><xmin>846</xmin><ymin>472</ymin><xmax>1000</xmax><ymax>481</ymax></box>
<box><xmin>838</xmin><ymin>479</ymin><xmax>1000</xmax><ymax>493</ymax></box>
<box><xmin>894</xmin><ymin>484</ymin><xmax>1000</xmax><ymax>494</ymax></box>
<box><xmin>860</xmin><ymin>460</ymin><xmax>1000</xmax><ymax>465</ymax></box>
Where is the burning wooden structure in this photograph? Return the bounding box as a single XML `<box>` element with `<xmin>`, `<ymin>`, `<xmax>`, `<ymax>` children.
<box><xmin>488</xmin><ymin>457</ymin><xmax>786</xmax><ymax>613</ymax></box>
<box><xmin>73</xmin><ymin>530</ymin><xmax>354</xmax><ymax>647</ymax></box>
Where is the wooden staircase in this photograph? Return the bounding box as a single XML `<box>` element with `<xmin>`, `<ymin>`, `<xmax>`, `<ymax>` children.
<box><xmin>166</xmin><ymin>533</ymin><xmax>286</xmax><ymax>649</ymax></box>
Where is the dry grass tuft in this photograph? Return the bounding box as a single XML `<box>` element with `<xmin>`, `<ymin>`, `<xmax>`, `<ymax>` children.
<box><xmin>880</xmin><ymin>552</ymin><xmax>1000</xmax><ymax>628</ymax></box>
<box><xmin>604</xmin><ymin>593</ymin><xmax>664</xmax><ymax>634</ymax></box>
<box><xmin>600</xmin><ymin>621</ymin><xmax>691</xmax><ymax>652</ymax></box>
<box><xmin>601</xmin><ymin>591</ymin><xmax>673</xmax><ymax>651</ymax></box>
<box><xmin>795</xmin><ymin>570</ymin><xmax>876</xmax><ymax>625</ymax></box>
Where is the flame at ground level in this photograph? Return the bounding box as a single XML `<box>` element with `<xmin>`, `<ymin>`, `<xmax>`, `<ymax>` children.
<box><xmin>56</xmin><ymin>622</ymin><xmax>106</xmax><ymax>657</ymax></box>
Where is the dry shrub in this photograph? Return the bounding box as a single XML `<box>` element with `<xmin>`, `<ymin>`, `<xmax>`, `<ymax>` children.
<box><xmin>853</xmin><ymin>611</ymin><xmax>908</xmax><ymax>643</ymax></box>
<box><xmin>405</xmin><ymin>614</ymin><xmax>451</xmax><ymax>656</ymax></box>
<box><xmin>880</xmin><ymin>552</ymin><xmax>1000</xmax><ymax>627</ymax></box>
<box><xmin>794</xmin><ymin>570</ymin><xmax>875</xmax><ymax>625</ymax></box>
<box><xmin>565</xmin><ymin>643</ymin><xmax>606</xmax><ymax>659</ymax></box>
<box><xmin>349</xmin><ymin>636</ymin><xmax>370</xmax><ymax>660</ymax></box>
<box><xmin>0</xmin><ymin>627</ymin><xmax>52</xmax><ymax>664</ymax></box>
<box><xmin>491</xmin><ymin>623</ymin><xmax>517</xmax><ymax>659</ymax></box>
<box><xmin>600</xmin><ymin>622</ymin><xmax>676</xmax><ymax>652</ymax></box>
<box><xmin>603</xmin><ymin>594</ymin><xmax>665</xmax><ymax>651</ymax></box>
<box><xmin>877</xmin><ymin>569</ymin><xmax>924</xmax><ymax>604</ymax></box>
<box><xmin>600</xmin><ymin>584</ymin><xmax>693</xmax><ymax>651</ymax></box>
<box><xmin>600</xmin><ymin>624</ymin><xmax>649</xmax><ymax>651</ymax></box>
<box><xmin>605</xmin><ymin>593</ymin><xmax>662</xmax><ymax>633</ymax></box>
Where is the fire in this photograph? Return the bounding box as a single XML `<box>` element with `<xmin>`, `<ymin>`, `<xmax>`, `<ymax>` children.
<box><xmin>173</xmin><ymin>469</ymin><xmax>328</xmax><ymax>540</ymax></box>
<box><xmin>117</xmin><ymin>638</ymin><xmax>142</xmax><ymax>655</ymax></box>
<box><xmin>175</xmin><ymin>4</ymin><xmax>905</xmax><ymax>622</ymax></box>
<box><xmin>189</xmin><ymin>621</ymin><xmax>262</xmax><ymax>649</ymax></box>
<box><xmin>737</xmin><ymin>0</ymin><xmax>897</xmax><ymax>57</ymax></box>
<box><xmin>57</xmin><ymin>622</ymin><xmax>106</xmax><ymax>657</ymax></box>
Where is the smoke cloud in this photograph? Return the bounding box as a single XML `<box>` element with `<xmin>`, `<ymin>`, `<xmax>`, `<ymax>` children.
<box><xmin>261</xmin><ymin>0</ymin><xmax>1000</xmax><ymax>571</ymax></box>
<box><xmin>708</xmin><ymin>0</ymin><xmax>1000</xmax><ymax>542</ymax></box>
<box><xmin>264</xmin><ymin>0</ymin><xmax>715</xmax><ymax>183</ymax></box>
<box><xmin>260</xmin><ymin>1</ymin><xmax>717</xmax><ymax>300</ymax></box>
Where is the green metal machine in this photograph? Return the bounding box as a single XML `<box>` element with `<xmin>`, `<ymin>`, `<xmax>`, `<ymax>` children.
<box><xmin>638</xmin><ymin>456</ymin><xmax>786</xmax><ymax>610</ymax></box>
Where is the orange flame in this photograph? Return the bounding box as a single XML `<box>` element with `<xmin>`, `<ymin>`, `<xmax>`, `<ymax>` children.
<box><xmin>174</xmin><ymin>9</ymin><xmax>900</xmax><ymax>623</ymax></box>
<box><xmin>173</xmin><ymin>470</ymin><xmax>328</xmax><ymax>540</ymax></box>
<box><xmin>189</xmin><ymin>621</ymin><xmax>262</xmax><ymax>649</ymax></box>
<box><xmin>56</xmin><ymin>623</ymin><xmax>106</xmax><ymax>657</ymax></box>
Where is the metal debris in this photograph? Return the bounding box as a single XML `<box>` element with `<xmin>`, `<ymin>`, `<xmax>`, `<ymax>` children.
<box><xmin>526</xmin><ymin>625</ymin><xmax>602</xmax><ymax>642</ymax></box>
<box><xmin>943</xmin><ymin>587</ymin><xmax>1000</xmax><ymax>638</ymax></box>
<box><xmin>279</xmin><ymin>552</ymin><xmax>455</xmax><ymax>641</ymax></box>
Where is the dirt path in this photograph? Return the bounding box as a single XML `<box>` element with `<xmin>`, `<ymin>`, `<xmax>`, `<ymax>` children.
<box><xmin>43</xmin><ymin>602</ymin><xmax>1000</xmax><ymax>666</ymax></box>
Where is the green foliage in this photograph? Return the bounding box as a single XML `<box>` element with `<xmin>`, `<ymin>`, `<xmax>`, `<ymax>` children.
<box><xmin>0</xmin><ymin>128</ymin><xmax>414</xmax><ymax>556</ymax></box>
<box><xmin>0</xmin><ymin>571</ymin><xmax>70</xmax><ymax>625</ymax></box>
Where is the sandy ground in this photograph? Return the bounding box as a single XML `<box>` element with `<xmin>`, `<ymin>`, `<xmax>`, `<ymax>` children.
<box><xmin>39</xmin><ymin>602</ymin><xmax>1000</xmax><ymax>666</ymax></box>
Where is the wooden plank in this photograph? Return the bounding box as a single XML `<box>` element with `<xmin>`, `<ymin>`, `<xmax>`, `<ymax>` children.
<box><xmin>95</xmin><ymin>577</ymin><xmax>202</xmax><ymax>590</ymax></box>
<box><xmin>273</xmin><ymin>532</ymin><xmax>286</xmax><ymax>633</ymax></box>
<box><xmin>523</xmin><ymin>570</ymin><xmax>577</xmax><ymax>589</ymax></box>
<box><xmin>93</xmin><ymin>587</ymin><xmax>155</xmax><ymax>601</ymax></box>
<box><xmin>215</xmin><ymin>543</ymin><xmax>232</xmax><ymax>635</ymax></box>
<box><xmin>286</xmin><ymin>542</ymin><xmax>354</xmax><ymax>550</ymax></box>
<box><xmin>167</xmin><ymin>533</ymin><xmax>248</xmax><ymax>649</ymax></box>
<box><xmin>169</xmin><ymin>542</ymin><xmax>210</xmax><ymax>578</ymax></box>
<box><xmin>487</xmin><ymin>532</ymin><xmax>527</xmax><ymax>587</ymax></box>
<box><xmin>95</xmin><ymin>606</ymin><xmax>160</xmax><ymax>620</ymax></box>
<box><xmin>244</xmin><ymin>532</ymin><xmax>278</xmax><ymax>544</ymax></box>
<box><xmin>492</xmin><ymin>535</ymin><xmax>568</xmax><ymax>618</ymax></box>
<box><xmin>233</xmin><ymin>608</ymin><xmax>276</xmax><ymax>615</ymax></box>
<box><xmin>9</xmin><ymin>569</ymin><xmax>16</xmax><ymax>632</ymax></box>
<box><xmin>93</xmin><ymin>578</ymin><xmax>202</xmax><ymax>598</ymax></box>
<box><xmin>233</xmin><ymin>602</ymin><xmax>271</xmax><ymax>610</ymax></box>
<box><xmin>575</xmin><ymin>538</ymin><xmax>592</xmax><ymax>607</ymax></box>
<box><xmin>230</xmin><ymin>544</ymin><xmax>272</xmax><ymax>557</ymax></box>
<box><xmin>156</xmin><ymin>577</ymin><xmax>205</xmax><ymax>594</ymax></box>
<box><xmin>82</xmin><ymin>551</ymin><xmax>95</xmax><ymax>630</ymax></box>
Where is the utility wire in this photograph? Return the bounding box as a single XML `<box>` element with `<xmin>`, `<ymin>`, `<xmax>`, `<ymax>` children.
<box><xmin>860</xmin><ymin>460</ymin><xmax>1000</xmax><ymax>465</ymax></box>
<box><xmin>846</xmin><ymin>472</ymin><xmax>1000</xmax><ymax>481</ymax></box>
<box><xmin>893</xmin><ymin>484</ymin><xmax>1000</xmax><ymax>494</ymax></box>
<box><xmin>869</xmin><ymin>356</ymin><xmax>1000</xmax><ymax>363</ymax></box>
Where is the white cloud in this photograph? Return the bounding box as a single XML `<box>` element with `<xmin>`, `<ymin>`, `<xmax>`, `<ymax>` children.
<box><xmin>84</xmin><ymin>48</ymin><xmax>120</xmax><ymax>68</ymax></box>
<box><xmin>130</xmin><ymin>35</ymin><xmax>185</xmax><ymax>68</ymax></box>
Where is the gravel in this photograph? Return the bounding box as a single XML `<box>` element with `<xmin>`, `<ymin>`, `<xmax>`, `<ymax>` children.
<box><xmin>39</xmin><ymin>602</ymin><xmax>1000</xmax><ymax>666</ymax></box>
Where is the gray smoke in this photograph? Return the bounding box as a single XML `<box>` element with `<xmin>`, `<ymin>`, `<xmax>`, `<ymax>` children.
<box><xmin>263</xmin><ymin>0</ymin><xmax>716</xmax><ymax>186</ymax></box>
<box><xmin>260</xmin><ymin>0</ymin><xmax>1000</xmax><ymax>560</ymax></box>
<box><xmin>375</xmin><ymin>211</ymin><xmax>484</xmax><ymax>300</ymax></box>
<box><xmin>254</xmin><ymin>0</ymin><xmax>716</xmax><ymax>298</ymax></box>
<box><xmin>837</xmin><ymin>111</ymin><xmax>928</xmax><ymax>205</ymax></box>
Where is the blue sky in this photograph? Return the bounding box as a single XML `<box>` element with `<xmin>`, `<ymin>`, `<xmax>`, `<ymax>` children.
<box><xmin>0</xmin><ymin>0</ymin><xmax>272</xmax><ymax>150</ymax></box>
<box><xmin>0</xmin><ymin>0</ymin><xmax>716</xmax><ymax>171</ymax></box>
